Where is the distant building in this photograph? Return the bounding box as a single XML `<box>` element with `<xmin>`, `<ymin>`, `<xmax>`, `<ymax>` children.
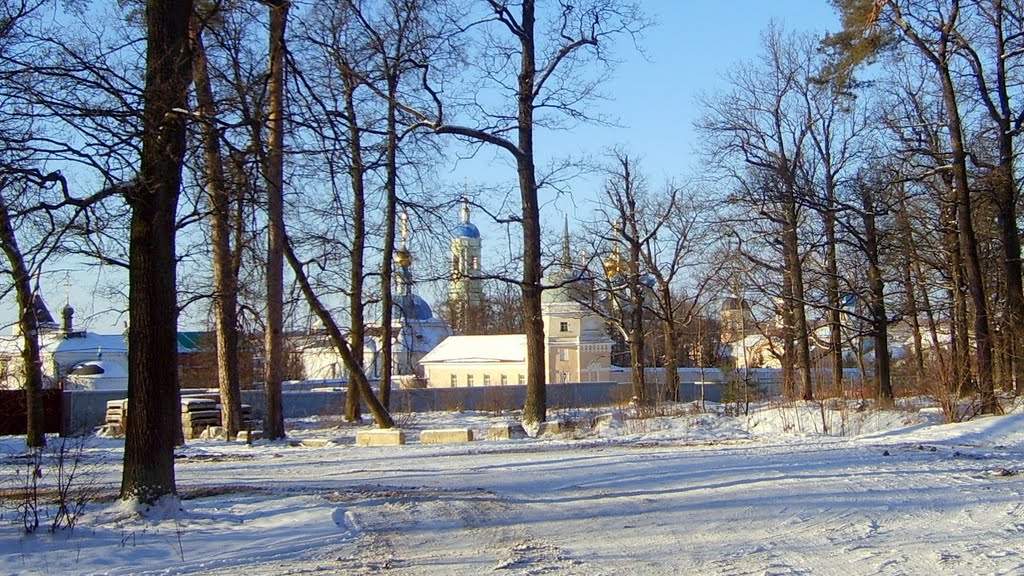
<box><xmin>290</xmin><ymin>211</ymin><xmax>454</xmax><ymax>384</ymax></box>
<box><xmin>420</xmin><ymin>224</ymin><xmax>613</xmax><ymax>387</ymax></box>
<box><xmin>719</xmin><ymin>295</ymin><xmax>757</xmax><ymax>343</ymax></box>
<box><xmin>0</xmin><ymin>295</ymin><xmax>129</xmax><ymax>390</ymax></box>
<box><xmin>419</xmin><ymin>334</ymin><xmax>527</xmax><ymax>387</ymax></box>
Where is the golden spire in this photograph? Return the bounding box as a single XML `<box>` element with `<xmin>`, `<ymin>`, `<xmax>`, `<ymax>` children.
<box><xmin>603</xmin><ymin>219</ymin><xmax>626</xmax><ymax>279</ymax></box>
<box><xmin>395</xmin><ymin>211</ymin><xmax>413</xmax><ymax>268</ymax></box>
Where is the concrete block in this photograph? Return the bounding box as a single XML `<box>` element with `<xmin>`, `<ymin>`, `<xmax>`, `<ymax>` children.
<box><xmin>199</xmin><ymin>426</ymin><xmax>226</xmax><ymax>440</ymax></box>
<box><xmin>537</xmin><ymin>420</ymin><xmax>564</xmax><ymax>437</ymax></box>
<box><xmin>237</xmin><ymin>430</ymin><xmax>262</xmax><ymax>442</ymax></box>
<box><xmin>592</xmin><ymin>412</ymin><xmax>622</xmax><ymax>428</ymax></box>
<box><xmin>486</xmin><ymin>423</ymin><xmax>529</xmax><ymax>440</ymax></box>
<box><xmin>420</xmin><ymin>428</ymin><xmax>474</xmax><ymax>444</ymax></box>
<box><xmin>355</xmin><ymin>429</ymin><xmax>406</xmax><ymax>446</ymax></box>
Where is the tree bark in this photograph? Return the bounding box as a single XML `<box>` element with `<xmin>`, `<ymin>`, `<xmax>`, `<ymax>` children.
<box><xmin>662</xmin><ymin>316</ymin><xmax>679</xmax><ymax>401</ymax></box>
<box><xmin>340</xmin><ymin>65</ymin><xmax>364</xmax><ymax>422</ymax></box>
<box><xmin>518</xmin><ymin>0</ymin><xmax>546</xmax><ymax>425</ymax></box>
<box><xmin>895</xmin><ymin>196</ymin><xmax>926</xmax><ymax>378</ymax></box>
<box><xmin>190</xmin><ymin>21</ymin><xmax>242</xmax><ymax>440</ymax></box>
<box><xmin>783</xmin><ymin>196</ymin><xmax>814</xmax><ymax>401</ymax></box>
<box><xmin>823</xmin><ymin>193</ymin><xmax>843</xmax><ymax>394</ymax></box>
<box><xmin>121</xmin><ymin>0</ymin><xmax>193</xmax><ymax>504</ymax></box>
<box><xmin>262</xmin><ymin>0</ymin><xmax>288</xmax><ymax>440</ymax></box>
<box><xmin>379</xmin><ymin>70</ymin><xmax>400</xmax><ymax>410</ymax></box>
<box><xmin>0</xmin><ymin>197</ymin><xmax>45</xmax><ymax>448</ymax></box>
<box><xmin>860</xmin><ymin>185</ymin><xmax>894</xmax><ymax>407</ymax></box>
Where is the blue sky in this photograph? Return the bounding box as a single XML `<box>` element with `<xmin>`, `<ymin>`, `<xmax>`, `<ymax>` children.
<box><xmin>3</xmin><ymin>1</ymin><xmax>841</xmax><ymax>333</ymax></box>
<box><xmin>435</xmin><ymin>1</ymin><xmax>841</xmax><ymax>225</ymax></box>
<box><xmin>593</xmin><ymin>0</ymin><xmax>839</xmax><ymax>177</ymax></box>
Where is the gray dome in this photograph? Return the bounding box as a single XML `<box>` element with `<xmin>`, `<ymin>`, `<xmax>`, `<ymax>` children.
<box><xmin>69</xmin><ymin>362</ymin><xmax>105</xmax><ymax>376</ymax></box>
<box><xmin>721</xmin><ymin>296</ymin><xmax>751</xmax><ymax>312</ymax></box>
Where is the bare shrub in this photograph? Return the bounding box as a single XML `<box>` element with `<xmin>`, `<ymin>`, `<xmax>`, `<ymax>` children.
<box><xmin>5</xmin><ymin>436</ymin><xmax>98</xmax><ymax>534</ymax></box>
<box><xmin>14</xmin><ymin>448</ymin><xmax>42</xmax><ymax>533</ymax></box>
<box><xmin>49</xmin><ymin>436</ymin><xmax>99</xmax><ymax>532</ymax></box>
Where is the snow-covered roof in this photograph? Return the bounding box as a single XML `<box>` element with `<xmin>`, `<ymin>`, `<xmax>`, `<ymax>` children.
<box><xmin>43</xmin><ymin>333</ymin><xmax>127</xmax><ymax>354</ymax></box>
<box><xmin>419</xmin><ymin>334</ymin><xmax>527</xmax><ymax>365</ymax></box>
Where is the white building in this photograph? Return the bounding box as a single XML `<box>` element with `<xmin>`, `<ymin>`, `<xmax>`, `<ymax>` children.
<box><xmin>420</xmin><ymin>224</ymin><xmax>613</xmax><ymax>387</ymax></box>
<box><xmin>0</xmin><ymin>295</ymin><xmax>129</xmax><ymax>390</ymax></box>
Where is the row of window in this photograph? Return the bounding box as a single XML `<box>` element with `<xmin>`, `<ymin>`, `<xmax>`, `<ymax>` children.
<box><xmin>449</xmin><ymin>373</ymin><xmax>526</xmax><ymax>387</ymax></box>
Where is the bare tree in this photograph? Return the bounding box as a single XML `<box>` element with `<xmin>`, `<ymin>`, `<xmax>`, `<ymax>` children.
<box><xmin>398</xmin><ymin>0</ymin><xmax>646</xmax><ymax>424</ymax></box>
<box><xmin>697</xmin><ymin>24</ymin><xmax>816</xmax><ymax>401</ymax></box>
<box><xmin>261</xmin><ymin>0</ymin><xmax>287</xmax><ymax>440</ymax></box>
<box><xmin>640</xmin><ymin>187</ymin><xmax>723</xmax><ymax>402</ymax></box>
<box><xmin>588</xmin><ymin>152</ymin><xmax>651</xmax><ymax>405</ymax></box>
<box><xmin>190</xmin><ymin>6</ymin><xmax>244</xmax><ymax>439</ymax></box>
<box><xmin>121</xmin><ymin>0</ymin><xmax>194</xmax><ymax>504</ymax></box>
<box><xmin>830</xmin><ymin>0</ymin><xmax>998</xmax><ymax>411</ymax></box>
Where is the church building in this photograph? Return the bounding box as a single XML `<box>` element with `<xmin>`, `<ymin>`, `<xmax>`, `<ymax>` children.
<box><xmin>420</xmin><ymin>216</ymin><xmax>613</xmax><ymax>387</ymax></box>
<box><xmin>0</xmin><ymin>294</ymin><xmax>129</xmax><ymax>391</ymax></box>
<box><xmin>448</xmin><ymin>199</ymin><xmax>483</xmax><ymax>334</ymax></box>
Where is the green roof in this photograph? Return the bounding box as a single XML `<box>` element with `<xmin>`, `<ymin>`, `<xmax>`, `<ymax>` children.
<box><xmin>177</xmin><ymin>331</ymin><xmax>212</xmax><ymax>353</ymax></box>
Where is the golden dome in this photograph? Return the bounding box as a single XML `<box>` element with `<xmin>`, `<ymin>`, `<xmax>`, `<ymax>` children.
<box><xmin>603</xmin><ymin>247</ymin><xmax>627</xmax><ymax>279</ymax></box>
<box><xmin>395</xmin><ymin>249</ymin><xmax>413</xmax><ymax>268</ymax></box>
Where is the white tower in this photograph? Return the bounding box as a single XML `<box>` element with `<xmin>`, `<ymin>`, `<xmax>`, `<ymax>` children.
<box><xmin>449</xmin><ymin>198</ymin><xmax>483</xmax><ymax>333</ymax></box>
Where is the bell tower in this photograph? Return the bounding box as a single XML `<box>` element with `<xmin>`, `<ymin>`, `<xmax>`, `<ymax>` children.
<box><xmin>449</xmin><ymin>198</ymin><xmax>483</xmax><ymax>333</ymax></box>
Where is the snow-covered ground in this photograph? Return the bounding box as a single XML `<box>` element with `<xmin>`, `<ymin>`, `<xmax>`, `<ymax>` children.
<box><xmin>2</xmin><ymin>399</ymin><xmax>1024</xmax><ymax>575</ymax></box>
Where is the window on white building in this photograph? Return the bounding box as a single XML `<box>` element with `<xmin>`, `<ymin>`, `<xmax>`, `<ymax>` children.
<box><xmin>500</xmin><ymin>374</ymin><xmax>508</xmax><ymax>385</ymax></box>
<box><xmin>559</xmin><ymin>348</ymin><xmax>568</xmax><ymax>361</ymax></box>
<box><xmin>483</xmin><ymin>374</ymin><xmax>491</xmax><ymax>385</ymax></box>
<box><xmin>559</xmin><ymin>321</ymin><xmax>569</xmax><ymax>332</ymax></box>
<box><xmin>450</xmin><ymin>374</ymin><xmax>457</xmax><ymax>387</ymax></box>
<box><xmin>467</xmin><ymin>374</ymin><xmax>475</xmax><ymax>386</ymax></box>
<box><xmin>518</xmin><ymin>374</ymin><xmax>525</xmax><ymax>385</ymax></box>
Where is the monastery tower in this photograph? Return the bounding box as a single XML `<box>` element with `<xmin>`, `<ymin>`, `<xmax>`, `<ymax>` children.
<box><xmin>449</xmin><ymin>199</ymin><xmax>483</xmax><ymax>333</ymax></box>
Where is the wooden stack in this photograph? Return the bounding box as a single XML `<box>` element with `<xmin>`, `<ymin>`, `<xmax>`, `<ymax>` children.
<box><xmin>99</xmin><ymin>396</ymin><xmax>257</xmax><ymax>439</ymax></box>
<box><xmin>181</xmin><ymin>396</ymin><xmax>220</xmax><ymax>439</ymax></box>
<box><xmin>100</xmin><ymin>399</ymin><xmax>129</xmax><ymax>435</ymax></box>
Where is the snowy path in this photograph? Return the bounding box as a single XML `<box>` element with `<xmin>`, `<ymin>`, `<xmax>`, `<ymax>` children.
<box><xmin>4</xmin><ymin>410</ymin><xmax>1024</xmax><ymax>575</ymax></box>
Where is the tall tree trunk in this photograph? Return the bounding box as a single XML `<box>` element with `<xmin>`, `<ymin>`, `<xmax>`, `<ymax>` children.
<box><xmin>121</xmin><ymin>0</ymin><xmax>193</xmax><ymax>504</ymax></box>
<box><xmin>262</xmin><ymin>0</ymin><xmax>288</xmax><ymax>440</ymax></box>
<box><xmin>895</xmin><ymin>197</ymin><xmax>926</xmax><ymax>378</ymax></box>
<box><xmin>0</xmin><ymin>199</ymin><xmax>45</xmax><ymax>448</ymax></box>
<box><xmin>518</xmin><ymin>0</ymin><xmax>546</xmax><ymax>425</ymax></box>
<box><xmin>994</xmin><ymin>137</ymin><xmax>1023</xmax><ymax>394</ymax></box>
<box><xmin>379</xmin><ymin>71</ymin><xmax>400</xmax><ymax>410</ymax></box>
<box><xmin>944</xmin><ymin>91</ymin><xmax>997</xmax><ymax>411</ymax></box>
<box><xmin>341</xmin><ymin>66</ymin><xmax>364</xmax><ymax>422</ymax></box>
<box><xmin>943</xmin><ymin>194</ymin><xmax>971</xmax><ymax>396</ymax></box>
<box><xmin>783</xmin><ymin>197</ymin><xmax>814</xmax><ymax>401</ymax></box>
<box><xmin>861</xmin><ymin>185</ymin><xmax>894</xmax><ymax>407</ymax></box>
<box><xmin>781</xmin><ymin>269</ymin><xmax>796</xmax><ymax>398</ymax></box>
<box><xmin>824</xmin><ymin>199</ymin><xmax>843</xmax><ymax>395</ymax></box>
<box><xmin>965</xmin><ymin>0</ymin><xmax>1024</xmax><ymax>394</ymax></box>
<box><xmin>896</xmin><ymin>8</ymin><xmax>998</xmax><ymax>410</ymax></box>
<box><xmin>191</xmin><ymin>23</ymin><xmax>242</xmax><ymax>440</ymax></box>
<box><xmin>662</xmin><ymin>314</ymin><xmax>680</xmax><ymax>402</ymax></box>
